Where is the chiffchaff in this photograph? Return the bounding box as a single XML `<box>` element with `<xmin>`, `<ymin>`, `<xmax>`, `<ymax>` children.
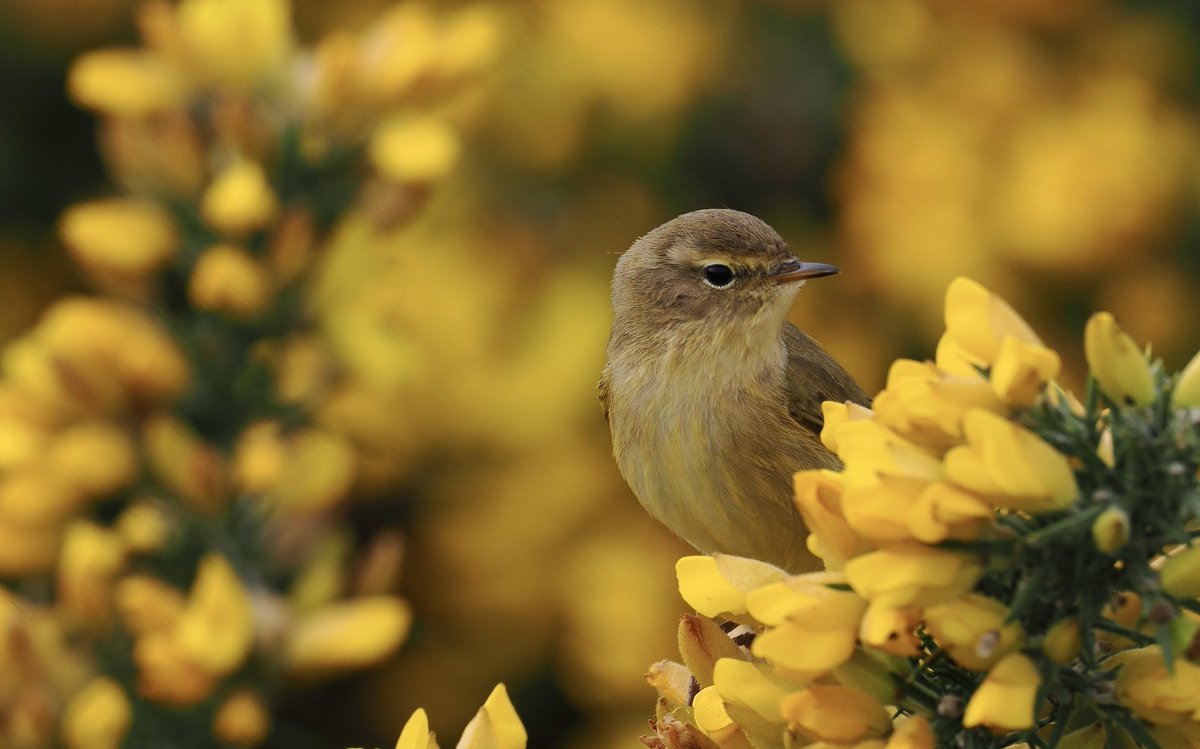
<box><xmin>600</xmin><ymin>209</ymin><xmax>869</xmax><ymax>572</ymax></box>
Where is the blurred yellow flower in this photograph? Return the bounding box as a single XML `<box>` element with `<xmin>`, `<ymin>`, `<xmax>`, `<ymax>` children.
<box><xmin>844</xmin><ymin>547</ymin><xmax>982</xmax><ymax>610</ymax></box>
<box><xmin>133</xmin><ymin>629</ymin><xmax>218</xmax><ymax>705</ymax></box>
<box><xmin>923</xmin><ymin>593</ymin><xmax>1023</xmax><ymax>671</ymax></box>
<box><xmin>284</xmin><ymin>595</ymin><xmax>410</xmax><ymax>678</ymax></box>
<box><xmin>268</xmin><ymin>427</ymin><xmax>357</xmax><ymax>513</ymax></box>
<box><xmin>213</xmin><ymin>688</ymin><xmax>271</xmax><ymax>748</ymax></box>
<box><xmin>57</xmin><ymin>521</ymin><xmax>125</xmax><ymax>630</ymax></box>
<box><xmin>143</xmin><ymin>414</ymin><xmax>229</xmax><ymax>513</ymax></box>
<box><xmin>943</xmin><ymin>408</ymin><xmax>1077</xmax><ymax>513</ymax></box>
<box><xmin>114</xmin><ymin>500</ymin><xmax>173</xmax><ymax>554</ymax></box>
<box><xmin>177</xmin><ymin>0</ymin><xmax>293</xmax><ymax>91</ymax></box>
<box><xmin>67</xmin><ymin>48</ymin><xmax>187</xmax><ymax>117</ymax></box>
<box><xmin>1160</xmin><ymin>545</ymin><xmax>1200</xmax><ymax>598</ymax></box>
<box><xmin>189</xmin><ymin>244</ymin><xmax>273</xmax><ymax>319</ymax></box>
<box><xmin>201</xmin><ymin>160</ymin><xmax>279</xmax><ymax>236</ymax></box>
<box><xmin>58</xmin><ymin>199</ymin><xmax>178</xmax><ymax>296</ymax></box>
<box><xmin>175</xmin><ymin>554</ymin><xmax>253</xmax><ymax>677</ymax></box>
<box><xmin>1085</xmin><ymin>311</ymin><xmax>1155</xmax><ymax>407</ymax></box>
<box><xmin>61</xmin><ymin>677</ymin><xmax>131</xmax><ymax>749</ymax></box>
<box><xmin>47</xmin><ymin>421</ymin><xmax>137</xmax><ymax>499</ymax></box>
<box><xmin>1110</xmin><ymin>645</ymin><xmax>1200</xmax><ymax>727</ymax></box>
<box><xmin>370</xmin><ymin>115</ymin><xmax>462</xmax><ymax>183</ymax></box>
<box><xmin>780</xmin><ymin>685</ymin><xmax>890</xmax><ymax>744</ymax></box>
<box><xmin>1042</xmin><ymin>617</ymin><xmax>1082</xmax><ymax>665</ymax></box>
<box><xmin>962</xmin><ymin>653</ymin><xmax>1040</xmax><ymax>731</ymax></box>
<box><xmin>1173</xmin><ymin>347</ymin><xmax>1200</xmax><ymax>408</ymax></box>
<box><xmin>1091</xmin><ymin>506</ymin><xmax>1130</xmax><ymax>555</ymax></box>
<box><xmin>115</xmin><ymin>574</ymin><xmax>185</xmax><ymax>636</ymax></box>
<box><xmin>886</xmin><ymin>715</ymin><xmax>934</xmax><ymax>749</ymax></box>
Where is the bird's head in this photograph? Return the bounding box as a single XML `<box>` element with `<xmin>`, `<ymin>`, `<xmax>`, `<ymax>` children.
<box><xmin>610</xmin><ymin>209</ymin><xmax>838</xmax><ymax>340</ymax></box>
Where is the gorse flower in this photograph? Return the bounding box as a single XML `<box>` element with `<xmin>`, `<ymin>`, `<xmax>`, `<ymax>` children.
<box><xmin>0</xmin><ymin>0</ymin><xmax>497</xmax><ymax>746</ymax></box>
<box><xmin>645</xmin><ymin>276</ymin><xmax>1200</xmax><ymax>749</ymax></box>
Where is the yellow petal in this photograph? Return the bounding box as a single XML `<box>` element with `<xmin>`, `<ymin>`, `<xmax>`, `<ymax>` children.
<box><xmin>456</xmin><ymin>684</ymin><xmax>527</xmax><ymax>749</ymax></box>
<box><xmin>923</xmin><ymin>594</ymin><xmax>1022</xmax><ymax>671</ymax></box>
<box><xmin>188</xmin><ymin>244</ymin><xmax>273</xmax><ymax>319</ymax></box>
<box><xmin>68</xmin><ymin>48</ymin><xmax>186</xmax><ymax>116</ymax></box>
<box><xmin>676</xmin><ymin>555</ymin><xmax>788</xmax><ymax>619</ymax></box>
<box><xmin>712</xmin><ymin>658</ymin><xmax>788</xmax><ymax>724</ymax></box>
<box><xmin>1043</xmin><ymin>618</ymin><xmax>1082</xmax><ymax>665</ymax></box>
<box><xmin>990</xmin><ymin>336</ymin><xmax>1061</xmax><ymax>408</ymax></box>
<box><xmin>780</xmin><ymin>685</ymin><xmax>890</xmax><ymax>744</ymax></box>
<box><xmin>793</xmin><ymin>469</ymin><xmax>865</xmax><ymax>570</ymax></box>
<box><xmin>1173</xmin><ymin>347</ymin><xmax>1200</xmax><ymax>408</ymax></box>
<box><xmin>1084</xmin><ymin>312</ymin><xmax>1155</xmax><ymax>407</ymax></box>
<box><xmin>845</xmin><ymin>548</ymin><xmax>982</xmax><ymax>610</ymax></box>
<box><xmin>213</xmin><ymin>689</ymin><xmax>271</xmax><ymax>748</ymax></box>
<box><xmin>396</xmin><ymin>708</ymin><xmax>440</xmax><ymax>749</ymax></box>
<box><xmin>61</xmin><ymin>677</ymin><xmax>132</xmax><ymax>749</ymax></box>
<box><xmin>201</xmin><ymin>160</ymin><xmax>279</xmax><ymax>235</ymax></box>
<box><xmin>1161</xmin><ymin>545</ymin><xmax>1200</xmax><ymax>598</ymax></box>
<box><xmin>285</xmin><ymin>596</ymin><xmax>411</xmax><ymax>677</ymax></box>
<box><xmin>176</xmin><ymin>554</ymin><xmax>253</xmax><ymax>676</ymax></box>
<box><xmin>370</xmin><ymin>115</ymin><xmax>462</xmax><ymax>183</ymax></box>
<box><xmin>944</xmin><ymin>277</ymin><xmax>1043</xmax><ymax>366</ymax></box>
<box><xmin>885</xmin><ymin>716</ymin><xmax>934</xmax><ymax>749</ymax></box>
<box><xmin>962</xmin><ymin>654</ymin><xmax>1041</xmax><ymax>731</ymax></box>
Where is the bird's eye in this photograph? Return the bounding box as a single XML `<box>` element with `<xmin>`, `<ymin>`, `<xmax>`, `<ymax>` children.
<box><xmin>702</xmin><ymin>263</ymin><xmax>735</xmax><ymax>289</ymax></box>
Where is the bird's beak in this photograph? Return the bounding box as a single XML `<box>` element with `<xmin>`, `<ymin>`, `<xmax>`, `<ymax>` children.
<box><xmin>770</xmin><ymin>258</ymin><xmax>839</xmax><ymax>285</ymax></box>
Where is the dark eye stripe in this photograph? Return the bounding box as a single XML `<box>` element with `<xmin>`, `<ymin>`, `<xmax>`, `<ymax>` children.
<box><xmin>703</xmin><ymin>264</ymin><xmax>734</xmax><ymax>288</ymax></box>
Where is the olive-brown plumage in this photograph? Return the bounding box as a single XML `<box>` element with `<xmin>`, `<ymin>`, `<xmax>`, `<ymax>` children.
<box><xmin>599</xmin><ymin>209</ymin><xmax>869</xmax><ymax>572</ymax></box>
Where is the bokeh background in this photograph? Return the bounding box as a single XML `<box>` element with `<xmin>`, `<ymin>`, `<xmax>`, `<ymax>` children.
<box><xmin>2</xmin><ymin>0</ymin><xmax>1200</xmax><ymax>748</ymax></box>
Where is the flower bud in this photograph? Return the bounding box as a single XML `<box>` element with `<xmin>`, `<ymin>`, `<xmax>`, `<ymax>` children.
<box><xmin>1043</xmin><ymin>618</ymin><xmax>1082</xmax><ymax>665</ymax></box>
<box><xmin>61</xmin><ymin>677</ymin><xmax>132</xmax><ymax>749</ymax></box>
<box><xmin>1172</xmin><ymin>347</ymin><xmax>1200</xmax><ymax>408</ymax></box>
<box><xmin>1161</xmin><ymin>545</ymin><xmax>1200</xmax><ymax>598</ymax></box>
<box><xmin>1091</xmin><ymin>507</ymin><xmax>1130</xmax><ymax>555</ymax></box>
<box><xmin>284</xmin><ymin>595</ymin><xmax>411</xmax><ymax>678</ymax></box>
<box><xmin>201</xmin><ymin>160</ymin><xmax>279</xmax><ymax>235</ymax></box>
<box><xmin>188</xmin><ymin>244</ymin><xmax>273</xmax><ymax>319</ymax></box>
<box><xmin>962</xmin><ymin>654</ymin><xmax>1041</xmax><ymax>731</ymax></box>
<box><xmin>1084</xmin><ymin>312</ymin><xmax>1154</xmax><ymax>406</ymax></box>
<box><xmin>213</xmin><ymin>689</ymin><xmax>270</xmax><ymax>748</ymax></box>
<box><xmin>59</xmin><ymin>199</ymin><xmax>178</xmax><ymax>297</ymax></box>
<box><xmin>68</xmin><ymin>48</ymin><xmax>186</xmax><ymax>117</ymax></box>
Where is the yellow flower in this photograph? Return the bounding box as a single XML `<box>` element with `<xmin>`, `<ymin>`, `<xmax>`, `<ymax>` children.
<box><xmin>820</xmin><ymin>400</ymin><xmax>875</xmax><ymax>453</ymax></box>
<box><xmin>456</xmin><ymin>684</ymin><xmax>527</xmax><ymax>749</ymax></box>
<box><xmin>1084</xmin><ymin>311</ymin><xmax>1155</xmax><ymax>407</ymax></box>
<box><xmin>143</xmin><ymin>414</ymin><xmax>229</xmax><ymax>513</ymax></box>
<box><xmin>47</xmin><ymin>420</ymin><xmax>138</xmax><ymax>498</ymax></box>
<box><xmin>1110</xmin><ymin>645</ymin><xmax>1200</xmax><ymax>726</ymax></box>
<box><xmin>233</xmin><ymin>420</ymin><xmax>287</xmax><ymax>494</ymax></box>
<box><xmin>1043</xmin><ymin>618</ymin><xmax>1083</xmax><ymax>665</ymax></box>
<box><xmin>1173</xmin><ymin>347</ymin><xmax>1200</xmax><ymax>408</ymax></box>
<box><xmin>213</xmin><ymin>689</ymin><xmax>271</xmax><ymax>748</ymax></box>
<box><xmin>923</xmin><ymin>594</ymin><xmax>1023</xmax><ymax>671</ymax></box>
<box><xmin>288</xmin><ymin>534</ymin><xmax>349</xmax><ymax>613</ymax></box>
<box><xmin>692</xmin><ymin>686</ymin><xmax>741</xmax><ymax>745</ymax></box>
<box><xmin>858</xmin><ymin>604</ymin><xmax>921</xmax><ymax>657</ymax></box>
<box><xmin>115</xmin><ymin>574</ymin><xmax>185</xmax><ymax>636</ymax></box>
<box><xmin>115</xmin><ymin>500</ymin><xmax>173</xmax><ymax>554</ymax></box>
<box><xmin>1096</xmin><ymin>427</ymin><xmax>1115</xmax><ymax>468</ymax></box>
<box><xmin>0</xmin><ymin>518</ymin><xmax>63</xmax><ymax>576</ymax></box>
<box><xmin>188</xmin><ymin>244</ymin><xmax>273</xmax><ymax>319</ymax></box>
<box><xmin>746</xmin><ymin>577</ymin><xmax>866</xmax><ymax>676</ymax></box>
<box><xmin>885</xmin><ymin>716</ymin><xmax>934</xmax><ymax>749</ymax></box>
<box><xmin>284</xmin><ymin>595</ymin><xmax>411</xmax><ymax>678</ymax></box>
<box><xmin>677</xmin><ymin>613</ymin><xmax>741</xmax><ymax>688</ymax></box>
<box><xmin>962</xmin><ymin>654</ymin><xmax>1041</xmax><ymax>731</ymax></box>
<box><xmin>177</xmin><ymin>0</ymin><xmax>293</xmax><ymax>91</ymax></box>
<box><xmin>676</xmin><ymin>554</ymin><xmax>788</xmax><ymax>619</ymax></box>
<box><xmin>989</xmin><ymin>336</ymin><xmax>1061</xmax><ymax>408</ymax></box>
<box><xmin>57</xmin><ymin>521</ymin><xmax>126</xmax><ymax>630</ymax></box>
<box><xmin>61</xmin><ymin>677</ymin><xmax>132</xmax><ymax>749</ymax></box>
<box><xmin>844</xmin><ymin>547</ymin><xmax>983</xmax><ymax>610</ymax></box>
<box><xmin>268</xmin><ymin>428</ymin><xmax>357</xmax><ymax>512</ymax></box>
<box><xmin>780</xmin><ymin>685</ymin><xmax>890</xmax><ymax>744</ymax></box>
<box><xmin>175</xmin><ymin>554</ymin><xmax>253</xmax><ymax>676</ymax></box>
<box><xmin>369</xmin><ymin>115</ymin><xmax>462</xmax><ymax>183</ymax></box>
<box><xmin>942</xmin><ymin>277</ymin><xmax>1044</xmax><ymax>368</ymax></box>
<box><xmin>871</xmin><ymin>359</ymin><xmax>1005</xmax><ymax>451</ymax></box>
<box><xmin>711</xmin><ymin>658</ymin><xmax>789</xmax><ymax>726</ymax></box>
<box><xmin>67</xmin><ymin>48</ymin><xmax>187</xmax><ymax>117</ymax></box>
<box><xmin>0</xmin><ymin>468</ymin><xmax>85</xmax><ymax>527</ymax></box>
<box><xmin>133</xmin><ymin>629</ymin><xmax>218</xmax><ymax>705</ymax></box>
<box><xmin>943</xmin><ymin>408</ymin><xmax>1077</xmax><ymax>513</ymax></box>
<box><xmin>1091</xmin><ymin>506</ymin><xmax>1130</xmax><ymax>555</ymax></box>
<box><xmin>201</xmin><ymin>160</ymin><xmax>279</xmax><ymax>235</ymax></box>
<box><xmin>58</xmin><ymin>199</ymin><xmax>178</xmax><ymax>296</ymax></box>
<box><xmin>1160</xmin><ymin>545</ymin><xmax>1200</xmax><ymax>598</ymax></box>
<box><xmin>793</xmin><ymin>470</ymin><xmax>868</xmax><ymax>570</ymax></box>
<box><xmin>396</xmin><ymin>707</ymin><xmax>440</xmax><ymax>749</ymax></box>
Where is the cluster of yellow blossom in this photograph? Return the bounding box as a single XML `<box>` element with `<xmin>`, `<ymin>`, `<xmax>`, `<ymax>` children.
<box><xmin>0</xmin><ymin>0</ymin><xmax>498</xmax><ymax>747</ymax></box>
<box><xmin>647</xmin><ymin>277</ymin><xmax>1200</xmax><ymax>748</ymax></box>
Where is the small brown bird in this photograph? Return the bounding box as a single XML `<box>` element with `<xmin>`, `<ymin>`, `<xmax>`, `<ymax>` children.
<box><xmin>599</xmin><ymin>209</ymin><xmax>869</xmax><ymax>572</ymax></box>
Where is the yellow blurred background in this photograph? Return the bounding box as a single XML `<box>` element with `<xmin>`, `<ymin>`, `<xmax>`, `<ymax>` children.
<box><xmin>1</xmin><ymin>0</ymin><xmax>1199</xmax><ymax>747</ymax></box>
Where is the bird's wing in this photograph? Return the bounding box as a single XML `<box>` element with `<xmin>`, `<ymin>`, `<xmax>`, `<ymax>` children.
<box><xmin>598</xmin><ymin>367</ymin><xmax>611</xmax><ymax>423</ymax></box>
<box><xmin>782</xmin><ymin>323</ymin><xmax>871</xmax><ymax>436</ymax></box>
